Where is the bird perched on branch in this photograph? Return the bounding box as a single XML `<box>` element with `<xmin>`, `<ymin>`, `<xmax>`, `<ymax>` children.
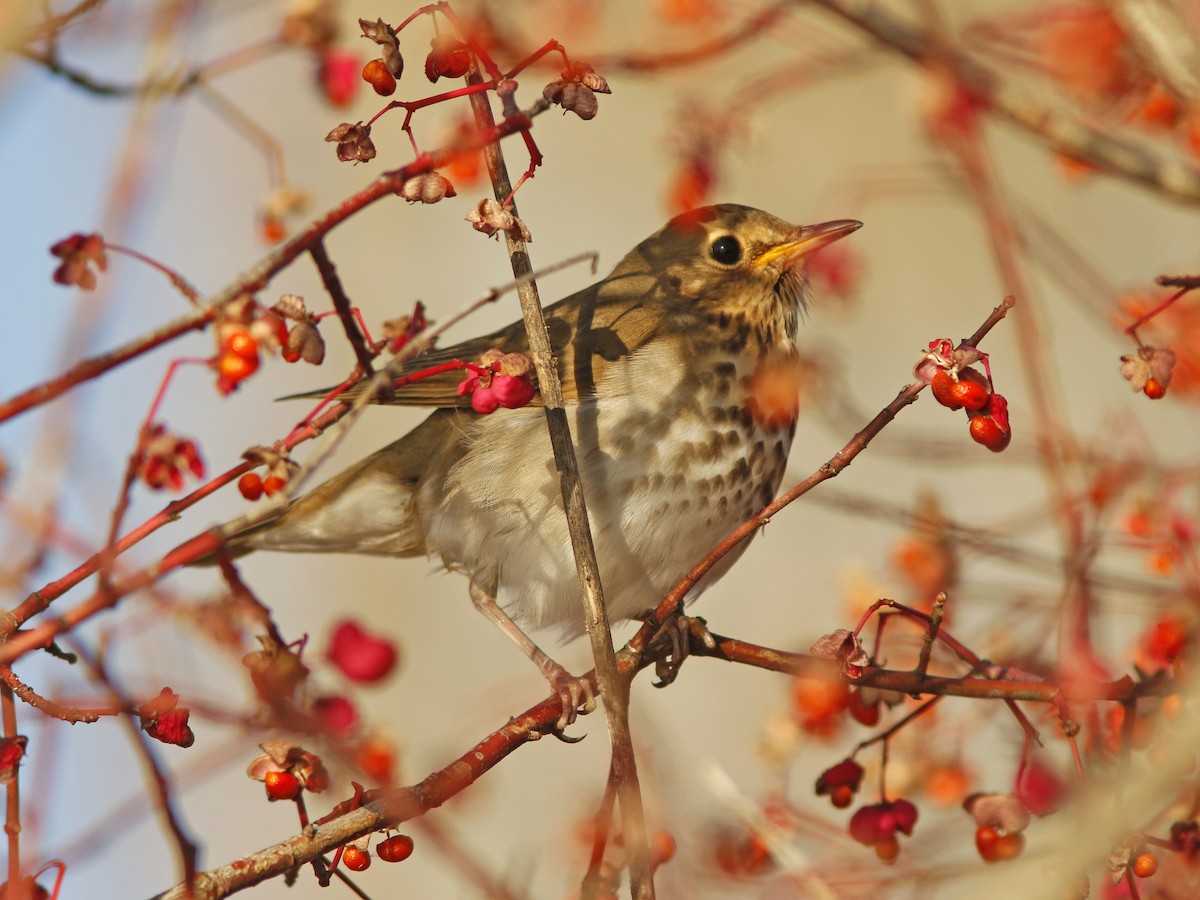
<box><xmin>223</xmin><ymin>204</ymin><xmax>860</xmax><ymax>727</ymax></box>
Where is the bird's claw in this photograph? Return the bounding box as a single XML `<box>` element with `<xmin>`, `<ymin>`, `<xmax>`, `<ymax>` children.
<box><xmin>543</xmin><ymin>661</ymin><xmax>596</xmax><ymax>733</ymax></box>
<box><xmin>649</xmin><ymin>612</ymin><xmax>716</xmax><ymax>687</ymax></box>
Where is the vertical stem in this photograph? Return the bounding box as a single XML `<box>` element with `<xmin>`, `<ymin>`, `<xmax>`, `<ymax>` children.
<box><xmin>2</xmin><ymin>682</ymin><xmax>20</xmax><ymax>888</ymax></box>
<box><xmin>463</xmin><ymin>71</ymin><xmax>653</xmax><ymax>898</ymax></box>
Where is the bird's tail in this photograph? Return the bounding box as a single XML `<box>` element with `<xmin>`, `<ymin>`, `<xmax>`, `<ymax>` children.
<box><xmin>202</xmin><ymin>410</ymin><xmax>463</xmax><ymax>562</ymax></box>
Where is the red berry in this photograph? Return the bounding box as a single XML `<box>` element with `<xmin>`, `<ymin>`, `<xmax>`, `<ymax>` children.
<box><xmin>847</xmin><ymin>689</ymin><xmax>880</xmax><ymax>726</ymax></box>
<box><xmin>975</xmin><ymin>825</ymin><xmax>1000</xmax><ymax>861</ymax></box>
<box><xmin>1133</xmin><ymin>852</ymin><xmax>1158</xmax><ymax>877</ymax></box>
<box><xmin>362</xmin><ymin>58</ymin><xmax>397</xmax><ymax>96</ymax></box>
<box><xmin>342</xmin><ymin>845</ymin><xmax>371</xmax><ymax>871</ymax></box>
<box><xmin>1144</xmin><ymin>378</ymin><xmax>1167</xmax><ymax>399</ymax></box>
<box><xmin>262</xmin><ymin>475</ymin><xmax>287</xmax><ymax>496</ymax></box>
<box><xmin>238</xmin><ymin>472</ymin><xmax>264</xmax><ymax>501</ymax></box>
<box><xmin>950</xmin><ymin>377</ymin><xmax>989</xmax><ymax>411</ymax></box>
<box><xmin>930</xmin><ymin>370</ymin><xmax>961</xmax><ymax>409</ymax></box>
<box><xmin>830</xmin><ymin>785</ymin><xmax>854</xmax><ymax>809</ymax></box>
<box><xmin>969</xmin><ymin>414</ymin><xmax>1011</xmax><ymax>452</ymax></box>
<box><xmin>264</xmin><ymin>770</ymin><xmax>300</xmax><ymax>801</ymax></box>
<box><xmin>281</xmin><ymin>346</ymin><xmax>302</xmax><ymax>363</ymax></box>
<box><xmin>377</xmin><ymin>834</ymin><xmax>414</xmax><ymax>863</ymax></box>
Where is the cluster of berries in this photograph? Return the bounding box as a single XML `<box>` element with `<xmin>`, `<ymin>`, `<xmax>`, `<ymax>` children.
<box><xmin>918</xmin><ymin>339</ymin><xmax>1011</xmax><ymax>452</ymax></box>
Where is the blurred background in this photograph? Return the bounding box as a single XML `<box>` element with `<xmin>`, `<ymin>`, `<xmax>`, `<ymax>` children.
<box><xmin>2</xmin><ymin>1</ymin><xmax>1199</xmax><ymax>897</ymax></box>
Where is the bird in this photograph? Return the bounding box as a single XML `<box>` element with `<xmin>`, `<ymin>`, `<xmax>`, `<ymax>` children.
<box><xmin>224</xmin><ymin>204</ymin><xmax>861</xmax><ymax>726</ymax></box>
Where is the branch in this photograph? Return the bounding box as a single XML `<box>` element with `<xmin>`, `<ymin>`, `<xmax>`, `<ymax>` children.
<box><xmin>0</xmin><ymin>98</ymin><xmax>553</xmax><ymax>425</ymax></box>
<box><xmin>463</xmin><ymin>68</ymin><xmax>653</xmax><ymax>898</ymax></box>
<box><xmin>155</xmin><ymin>622</ymin><xmax>1177</xmax><ymax>898</ymax></box>
<box><xmin>808</xmin><ymin>0</ymin><xmax>1200</xmax><ymax>205</ymax></box>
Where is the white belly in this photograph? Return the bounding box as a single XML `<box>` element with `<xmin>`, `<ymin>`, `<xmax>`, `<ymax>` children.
<box><xmin>420</xmin><ymin>340</ymin><xmax>794</xmax><ymax>636</ymax></box>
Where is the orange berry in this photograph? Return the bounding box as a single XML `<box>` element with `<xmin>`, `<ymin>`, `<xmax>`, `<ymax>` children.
<box><xmin>264</xmin><ymin>770</ymin><xmax>300</xmax><ymax>801</ymax></box>
<box><xmin>1135</xmin><ymin>84</ymin><xmax>1180</xmax><ymax>129</ymax></box>
<box><xmin>238</xmin><ymin>472</ymin><xmax>264</xmax><ymax>501</ymax></box>
<box><xmin>224</xmin><ymin>329</ymin><xmax>259</xmax><ymax>363</ymax></box>
<box><xmin>362</xmin><ymin>58</ymin><xmax>396</xmax><ymax>96</ymax></box>
<box><xmin>830</xmin><ymin>785</ymin><xmax>854</xmax><ymax>809</ymax></box>
<box><xmin>993</xmin><ymin>831</ymin><xmax>1024</xmax><ymax>862</ymax></box>
<box><xmin>1144</xmin><ymin>378</ymin><xmax>1167</xmax><ymax>399</ymax></box>
<box><xmin>650</xmin><ymin>830</ymin><xmax>677</xmax><ymax>866</ymax></box>
<box><xmin>950</xmin><ymin>377</ymin><xmax>989</xmax><ymax>411</ymax></box>
<box><xmin>281</xmin><ymin>346</ymin><xmax>302</xmax><ymax>364</ymax></box>
<box><xmin>930</xmin><ymin>370</ymin><xmax>961</xmax><ymax>409</ymax></box>
<box><xmin>791</xmin><ymin>677</ymin><xmax>849</xmax><ymax>735</ymax></box>
<box><xmin>259</xmin><ymin>215</ymin><xmax>286</xmax><ymax>244</ymax></box>
<box><xmin>377</xmin><ymin>834</ymin><xmax>414</xmax><ymax>863</ymax></box>
<box><xmin>218</xmin><ymin>352</ymin><xmax>258</xmax><ymax>383</ymax></box>
<box><xmin>263</xmin><ymin>475</ymin><xmax>287</xmax><ymax>497</ymax></box>
<box><xmin>1133</xmin><ymin>851</ymin><xmax>1158</xmax><ymax>878</ymax></box>
<box><xmin>969</xmin><ymin>414</ymin><xmax>1010</xmax><ymax>452</ymax></box>
<box><xmin>874</xmin><ymin>836</ymin><xmax>900</xmax><ymax>862</ymax></box>
<box><xmin>342</xmin><ymin>845</ymin><xmax>371</xmax><ymax>871</ymax></box>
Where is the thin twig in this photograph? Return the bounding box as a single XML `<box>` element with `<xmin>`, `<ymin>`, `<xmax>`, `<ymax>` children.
<box><xmin>309</xmin><ymin>240</ymin><xmax>377</xmax><ymax>377</ymax></box>
<box><xmin>465</xmin><ymin>66</ymin><xmax>653</xmax><ymax>898</ymax></box>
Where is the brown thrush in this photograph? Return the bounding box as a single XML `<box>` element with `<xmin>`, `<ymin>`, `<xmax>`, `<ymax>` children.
<box><xmin>226</xmin><ymin>204</ymin><xmax>860</xmax><ymax>724</ymax></box>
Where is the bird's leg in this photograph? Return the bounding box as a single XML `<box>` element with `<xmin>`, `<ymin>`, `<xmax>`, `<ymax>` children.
<box><xmin>643</xmin><ymin>610</ymin><xmax>718</xmax><ymax>687</ymax></box>
<box><xmin>468</xmin><ymin>581</ymin><xmax>596</xmax><ymax>730</ymax></box>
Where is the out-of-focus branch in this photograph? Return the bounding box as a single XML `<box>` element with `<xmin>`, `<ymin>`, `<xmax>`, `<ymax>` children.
<box><xmin>808</xmin><ymin>0</ymin><xmax>1200</xmax><ymax>205</ymax></box>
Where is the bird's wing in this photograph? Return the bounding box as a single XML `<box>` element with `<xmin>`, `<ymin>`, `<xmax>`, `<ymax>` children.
<box><xmin>288</xmin><ymin>270</ymin><xmax>666</xmax><ymax>409</ymax></box>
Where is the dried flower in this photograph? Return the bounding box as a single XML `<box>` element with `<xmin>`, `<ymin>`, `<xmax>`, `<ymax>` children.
<box><xmin>398</xmin><ymin>172</ymin><xmax>457</xmax><ymax>204</ymax></box>
<box><xmin>326</xmin><ymin>122</ymin><xmax>376</xmax><ymax>163</ymax></box>
<box><xmin>810</xmin><ymin>628</ymin><xmax>870</xmax><ymax>678</ymax></box>
<box><xmin>963</xmin><ymin>792</ymin><xmax>1030</xmax><ymax>834</ymax></box>
<box><xmin>359</xmin><ymin>17</ymin><xmax>403</xmax><ymax>78</ymax></box>
<box><xmin>246</xmin><ymin>740</ymin><xmax>329</xmax><ymax>793</ymax></box>
<box><xmin>136</xmin><ymin>425</ymin><xmax>204</xmax><ymax>491</ymax></box>
<box><xmin>465</xmin><ymin>198</ymin><xmax>531</xmax><ymax>241</ymax></box>
<box><xmin>50</xmin><ymin>232</ymin><xmax>107</xmax><ymax>290</ymax></box>
<box><xmin>1120</xmin><ymin>345</ymin><xmax>1176</xmax><ymax>394</ymax></box>
<box><xmin>544</xmin><ymin>81</ymin><xmax>598</xmax><ymax>120</ymax></box>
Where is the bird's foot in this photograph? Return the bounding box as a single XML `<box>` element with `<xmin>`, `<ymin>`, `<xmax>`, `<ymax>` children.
<box><xmin>646</xmin><ymin>611</ymin><xmax>717</xmax><ymax>687</ymax></box>
<box><xmin>539</xmin><ymin>658</ymin><xmax>596</xmax><ymax>732</ymax></box>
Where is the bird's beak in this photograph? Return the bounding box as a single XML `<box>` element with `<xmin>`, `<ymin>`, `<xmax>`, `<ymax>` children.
<box><xmin>755</xmin><ymin>219</ymin><xmax>862</xmax><ymax>269</ymax></box>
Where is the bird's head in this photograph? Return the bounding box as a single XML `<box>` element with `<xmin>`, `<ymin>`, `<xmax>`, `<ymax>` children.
<box><xmin>621</xmin><ymin>204</ymin><xmax>861</xmax><ymax>347</ymax></box>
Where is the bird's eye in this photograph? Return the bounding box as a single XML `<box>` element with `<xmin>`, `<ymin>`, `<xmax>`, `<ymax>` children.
<box><xmin>709</xmin><ymin>235</ymin><xmax>742</xmax><ymax>265</ymax></box>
